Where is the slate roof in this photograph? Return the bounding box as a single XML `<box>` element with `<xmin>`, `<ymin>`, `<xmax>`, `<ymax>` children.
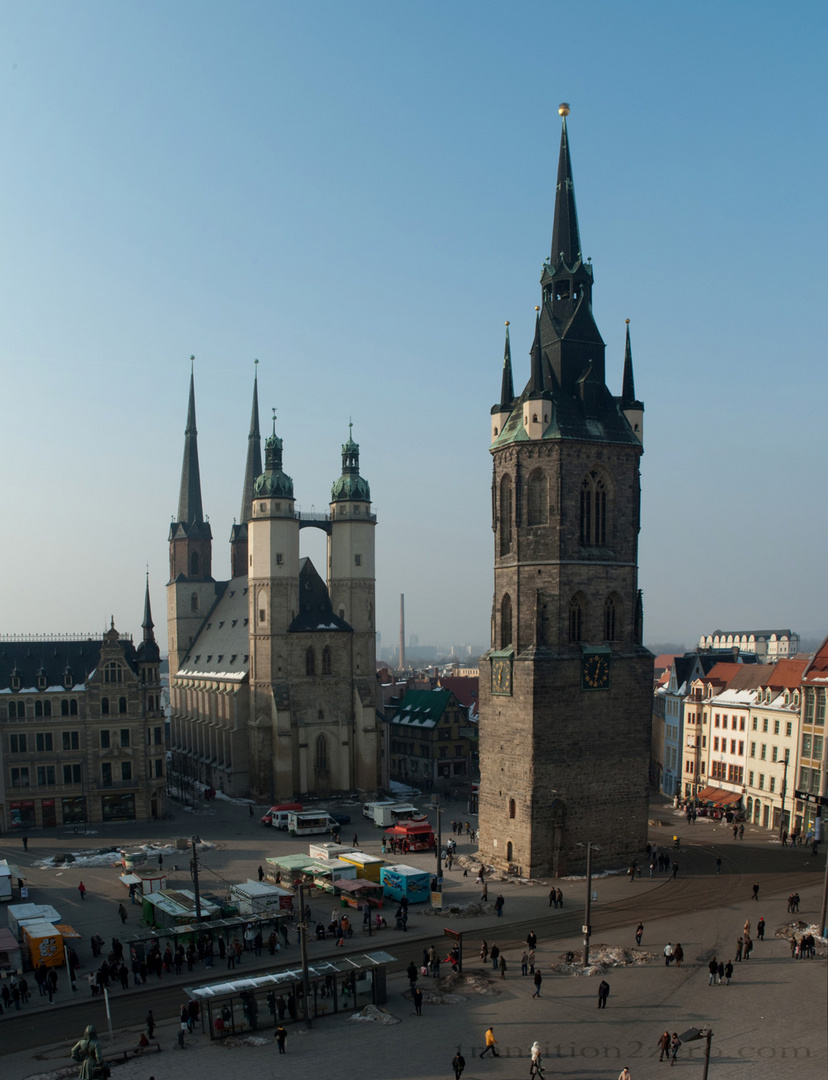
<box><xmin>289</xmin><ymin>559</ymin><xmax>351</xmax><ymax>633</ymax></box>
<box><xmin>0</xmin><ymin>637</ymin><xmax>129</xmax><ymax>692</ymax></box>
<box><xmin>178</xmin><ymin>580</ymin><xmax>250</xmax><ymax>680</ymax></box>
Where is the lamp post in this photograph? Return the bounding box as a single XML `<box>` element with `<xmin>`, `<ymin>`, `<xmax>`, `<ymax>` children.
<box><xmin>679</xmin><ymin>1026</ymin><xmax>714</xmax><ymax>1080</ymax></box>
<box><xmin>582</xmin><ymin>841</ymin><xmax>593</xmax><ymax>967</ymax></box>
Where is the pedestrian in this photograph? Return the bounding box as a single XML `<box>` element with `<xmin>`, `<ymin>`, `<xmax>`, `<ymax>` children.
<box><xmin>717</xmin><ymin>960</ymin><xmax>724</xmax><ymax>984</ymax></box>
<box><xmin>664</xmin><ymin>943</ymin><xmax>673</xmax><ymax>966</ymax></box>
<box><xmin>22</xmin><ymin>836</ymin><xmax>29</xmax><ymax>852</ymax></box>
<box><xmin>530</xmin><ymin>1041</ymin><xmax>545</xmax><ymax>1077</ymax></box>
<box><xmin>498</xmin><ymin>954</ymin><xmax>507</xmax><ymax>980</ymax></box>
<box><xmin>528</xmin><ymin>948</ymin><xmax>536</xmax><ymax>973</ymax></box>
<box><xmin>146</xmin><ymin>1010</ymin><xmax>155</xmax><ymax>1038</ymax></box>
<box><xmin>619</xmin><ymin>1069</ymin><xmax>632</xmax><ymax>1080</ymax></box>
<box><xmin>782</xmin><ymin>829</ymin><xmax>788</xmax><ymax>847</ymax></box>
<box><xmin>490</xmin><ymin>944</ymin><xmax>499</xmax><ymax>970</ymax></box>
<box><xmin>521</xmin><ymin>950</ymin><xmax>529</xmax><ymax>976</ymax></box>
<box><xmin>597</xmin><ymin>979</ymin><xmax>610</xmax><ymax>1008</ymax></box>
<box><xmin>744</xmin><ymin>935</ymin><xmax>753</xmax><ymax>960</ymax></box>
<box><xmin>672</xmin><ymin>861</ymin><xmax>679</xmax><ymax>878</ymax></box>
<box><xmin>274</xmin><ymin>1025</ymin><xmax>287</xmax><ymax>1053</ymax></box>
<box><xmin>257</xmin><ymin>865</ymin><xmax>264</xmax><ymax>882</ymax></box>
<box><xmin>480</xmin><ymin>1027</ymin><xmax>499</xmax><ymax>1058</ymax></box>
<box><xmin>248</xmin><ymin>804</ymin><xmax>254</xmax><ymax>818</ymax></box>
<box><xmin>658</xmin><ymin>1030</ymin><xmax>671</xmax><ymax>1061</ymax></box>
<box><xmin>708</xmin><ymin>957</ymin><xmax>718</xmax><ymax>985</ymax></box>
<box><xmin>724</xmin><ymin>960</ymin><xmax>733</xmax><ymax>985</ymax></box>
<box><xmin>752</xmin><ymin>882</ymin><xmax>759</xmax><ymax>901</ymax></box>
<box><xmin>158</xmin><ymin>854</ymin><xmax>163</xmax><ymax>869</ymax></box>
<box><xmin>353</xmin><ymin>833</ymin><xmax>359</xmax><ymax>847</ymax></box>
<box><xmin>481</xmin><ymin>882</ymin><xmax>488</xmax><ymax>902</ymax></box>
<box><xmin>413</xmin><ymin>987</ymin><xmax>423</xmax><ymax>1015</ymax></box>
<box><xmin>495</xmin><ymin>895</ymin><xmax>504</xmax><ymax>917</ymax></box>
<box><xmin>407</xmin><ymin>961</ymin><xmax>419</xmax><ymax>989</ymax></box>
<box><xmin>527</xmin><ymin>931</ymin><xmax>537</xmax><ymax>949</ymax></box>
<box><xmin>532</xmin><ymin>969</ymin><xmax>542</xmax><ymax>998</ymax></box>
<box><xmin>635</xmin><ymin>923</ymin><xmax>644</xmax><ymax>946</ymax></box>
<box><xmin>480</xmin><ymin>940</ymin><xmax>488</xmax><ymax>962</ymax></box>
<box><xmin>743</xmin><ymin>918</ymin><xmax>751</xmax><ymax>937</ymax></box>
<box><xmin>452</xmin><ymin>1051</ymin><xmax>466</xmax><ymax>1079</ymax></box>
<box><xmin>673</xmin><ymin>943</ymin><xmax>684</xmax><ymax>967</ymax></box>
<box><xmin>716</xmin><ymin>857</ymin><xmax>722</xmax><ymax>874</ymax></box>
<box><xmin>670</xmin><ymin>1032</ymin><xmax>681</xmax><ymax>1065</ymax></box>
<box><xmin>118</xmin><ymin>903</ymin><xmax>127</xmax><ymax>925</ymax></box>
<box><xmin>757</xmin><ymin>918</ymin><xmax>765</xmax><ymax>941</ymax></box>
<box><xmin>556</xmin><ymin>888</ymin><xmax>563</xmax><ymax>907</ymax></box>
<box><xmin>735</xmin><ymin>937</ymin><xmax>743</xmax><ymax>961</ymax></box>
<box><xmin>549</xmin><ymin>888</ymin><xmax>556</xmax><ymax>908</ymax></box>
<box><xmin>78</xmin><ymin>881</ymin><xmax>86</xmax><ymax>901</ymax></box>
<box><xmin>739</xmin><ymin>824</ymin><xmax>744</xmax><ymax>839</ymax></box>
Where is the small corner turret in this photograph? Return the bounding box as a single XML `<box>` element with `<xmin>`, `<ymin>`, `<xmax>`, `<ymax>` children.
<box><xmin>490</xmin><ymin>322</ymin><xmax>515</xmax><ymax>443</ymax></box>
<box><xmin>620</xmin><ymin>320</ymin><xmax>644</xmax><ymax>444</ymax></box>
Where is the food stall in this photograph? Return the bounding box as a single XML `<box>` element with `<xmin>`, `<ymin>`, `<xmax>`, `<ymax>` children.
<box><xmin>379</xmin><ymin>864</ymin><xmax>431</xmax><ymax>904</ymax></box>
<box><xmin>308</xmin><ymin>858</ymin><xmax>358</xmax><ymax>894</ymax></box>
<box><xmin>119</xmin><ymin>870</ymin><xmax>167</xmax><ymax>897</ymax></box>
<box><xmin>0</xmin><ymin>928</ymin><xmax>23</xmax><ymax>972</ymax></box>
<box><xmin>308</xmin><ymin>843</ymin><xmax>357</xmax><ymax>861</ymax></box>
<box><xmin>8</xmin><ymin>903</ymin><xmax>61</xmax><ymax>942</ymax></box>
<box><xmin>336</xmin><ymin>878</ymin><xmax>385</xmax><ymax>910</ymax></box>
<box><xmin>142</xmin><ymin>889</ymin><xmax>220</xmax><ymax>930</ymax></box>
<box><xmin>339</xmin><ymin>852</ymin><xmax>385</xmax><ymax>882</ymax></box>
<box><xmin>230</xmin><ymin>881</ymin><xmax>294</xmax><ymax>915</ymax></box>
<box><xmin>383</xmin><ymin>820</ymin><xmax>435</xmax><ymax>851</ymax></box>
<box><xmin>22</xmin><ymin>920</ymin><xmax>66</xmax><ymax>968</ymax></box>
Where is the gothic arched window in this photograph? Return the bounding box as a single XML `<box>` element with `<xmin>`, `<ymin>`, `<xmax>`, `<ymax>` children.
<box><xmin>499</xmin><ymin>474</ymin><xmax>513</xmax><ymax>556</ymax></box>
<box><xmin>315</xmin><ymin>733</ymin><xmax>328</xmax><ymax>772</ymax></box>
<box><xmin>190</xmin><ymin>551</ymin><xmax>200</xmax><ymax>575</ymax></box>
<box><xmin>322</xmin><ymin>646</ymin><xmax>332</xmax><ymax>675</ymax></box>
<box><xmin>527</xmin><ymin>469</ymin><xmax>547</xmax><ymax>526</ymax></box>
<box><xmin>119</xmin><ymin>696</ymin><xmax>127</xmax><ymax>715</ymax></box>
<box><xmin>579</xmin><ymin>470</ymin><xmax>609</xmax><ymax>546</ymax></box>
<box><xmin>501</xmin><ymin>594</ymin><xmax>513</xmax><ymax>649</ymax></box>
<box><xmin>101</xmin><ymin>697</ymin><xmax>110</xmax><ymax>716</ymax></box>
<box><xmin>569</xmin><ymin>595</ymin><xmax>584</xmax><ymax>643</ymax></box>
<box><xmin>305</xmin><ymin>648</ymin><xmax>316</xmax><ymax>676</ymax></box>
<box><xmin>509</xmin><ymin>798</ymin><xmax>516</xmax><ymax>819</ymax></box>
<box><xmin>604</xmin><ymin>596</ymin><xmax>618</xmax><ymax>641</ymax></box>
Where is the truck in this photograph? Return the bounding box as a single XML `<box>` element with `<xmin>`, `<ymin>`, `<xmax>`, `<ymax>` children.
<box><xmin>261</xmin><ymin>803</ymin><xmax>303</xmax><ymax>828</ymax></box>
<box><xmin>362</xmin><ymin>799</ymin><xmax>397</xmax><ymax>820</ymax></box>
<box><xmin>372</xmin><ymin>803</ymin><xmax>423</xmax><ymax>827</ymax></box>
<box><xmin>287</xmin><ymin>810</ymin><xmax>338</xmax><ymax>836</ymax></box>
<box><xmin>0</xmin><ymin>861</ymin><xmax>14</xmax><ymax>903</ymax></box>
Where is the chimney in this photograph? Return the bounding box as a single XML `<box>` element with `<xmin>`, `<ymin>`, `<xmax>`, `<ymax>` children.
<box><xmin>399</xmin><ymin>594</ymin><xmax>406</xmax><ymax>671</ymax></box>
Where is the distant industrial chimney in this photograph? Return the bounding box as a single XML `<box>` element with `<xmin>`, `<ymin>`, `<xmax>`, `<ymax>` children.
<box><xmin>399</xmin><ymin>593</ymin><xmax>406</xmax><ymax>671</ymax></box>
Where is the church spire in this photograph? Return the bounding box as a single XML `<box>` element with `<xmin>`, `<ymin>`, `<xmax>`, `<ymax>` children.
<box><xmin>240</xmin><ymin>360</ymin><xmax>262</xmax><ymax>526</ymax></box>
<box><xmin>177</xmin><ymin>358</ymin><xmax>204</xmax><ymax>525</ymax></box>
<box><xmin>499</xmin><ymin>322</ymin><xmax>514</xmax><ymax>406</ymax></box>
<box><xmin>621</xmin><ymin>319</ymin><xmax>636</xmax><ymax>406</ymax></box>
<box><xmin>550</xmin><ymin>104</ymin><xmax>582</xmax><ymax>269</ymax></box>
<box><xmin>529</xmin><ymin>308</ymin><xmax>545</xmax><ymax>394</ymax></box>
<box><xmin>142</xmin><ymin>571</ymin><xmax>154</xmax><ymax>641</ymax></box>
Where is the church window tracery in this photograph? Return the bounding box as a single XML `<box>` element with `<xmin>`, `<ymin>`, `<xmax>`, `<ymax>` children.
<box><xmin>305</xmin><ymin>648</ymin><xmax>316</xmax><ymax>676</ymax></box>
<box><xmin>527</xmin><ymin>469</ymin><xmax>548</xmax><ymax>525</ymax></box>
<box><xmin>604</xmin><ymin>595</ymin><xmax>618</xmax><ymax>641</ymax></box>
<box><xmin>500</xmin><ymin>594</ymin><xmax>513</xmax><ymax>649</ymax></box>
<box><xmin>569</xmin><ymin>595</ymin><xmax>584</xmax><ymax>643</ymax></box>
<box><xmin>322</xmin><ymin>646</ymin><xmax>332</xmax><ymax>675</ymax></box>
<box><xmin>579</xmin><ymin>470</ymin><xmax>608</xmax><ymax>546</ymax></box>
<box><xmin>499</xmin><ymin>474</ymin><xmax>513</xmax><ymax>555</ymax></box>
<box><xmin>315</xmin><ymin>733</ymin><xmax>328</xmax><ymax>772</ymax></box>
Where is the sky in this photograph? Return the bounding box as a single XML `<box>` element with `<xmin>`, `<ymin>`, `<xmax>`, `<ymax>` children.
<box><xmin>1</xmin><ymin>1</ymin><xmax>826</xmax><ymax>658</ymax></box>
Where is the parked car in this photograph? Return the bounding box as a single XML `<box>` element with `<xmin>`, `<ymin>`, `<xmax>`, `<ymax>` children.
<box><xmin>329</xmin><ymin>811</ymin><xmax>351</xmax><ymax>826</ymax></box>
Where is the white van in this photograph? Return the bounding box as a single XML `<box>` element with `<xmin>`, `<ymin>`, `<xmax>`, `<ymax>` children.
<box><xmin>362</xmin><ymin>799</ymin><xmax>396</xmax><ymax>820</ymax></box>
<box><xmin>0</xmin><ymin>860</ymin><xmax>14</xmax><ymax>903</ymax></box>
<box><xmin>287</xmin><ymin>811</ymin><xmax>338</xmax><ymax>836</ymax></box>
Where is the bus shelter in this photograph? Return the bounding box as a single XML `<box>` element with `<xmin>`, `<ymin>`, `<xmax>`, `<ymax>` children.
<box><xmin>186</xmin><ymin>949</ymin><xmax>394</xmax><ymax>1038</ymax></box>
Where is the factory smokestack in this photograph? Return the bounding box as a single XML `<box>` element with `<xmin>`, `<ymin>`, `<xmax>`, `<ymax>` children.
<box><xmin>399</xmin><ymin>593</ymin><xmax>406</xmax><ymax>671</ymax></box>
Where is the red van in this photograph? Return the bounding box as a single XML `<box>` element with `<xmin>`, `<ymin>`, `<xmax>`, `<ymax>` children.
<box><xmin>261</xmin><ymin>803</ymin><xmax>303</xmax><ymax>828</ymax></box>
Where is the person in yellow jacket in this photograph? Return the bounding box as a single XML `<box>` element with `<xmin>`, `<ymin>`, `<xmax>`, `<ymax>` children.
<box><xmin>480</xmin><ymin>1027</ymin><xmax>499</xmax><ymax>1058</ymax></box>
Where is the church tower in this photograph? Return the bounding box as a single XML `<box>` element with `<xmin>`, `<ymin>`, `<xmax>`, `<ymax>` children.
<box><xmin>478</xmin><ymin>106</ymin><xmax>652</xmax><ymax>876</ymax></box>
<box><xmin>229</xmin><ymin>362</ymin><xmax>262</xmax><ymax>579</ymax></box>
<box><xmin>167</xmin><ymin>363</ymin><xmax>217</xmax><ymax>676</ymax></box>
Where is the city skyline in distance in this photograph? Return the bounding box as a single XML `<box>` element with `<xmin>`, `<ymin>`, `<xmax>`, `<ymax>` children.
<box><xmin>1</xmin><ymin>3</ymin><xmax>826</xmax><ymax>655</ymax></box>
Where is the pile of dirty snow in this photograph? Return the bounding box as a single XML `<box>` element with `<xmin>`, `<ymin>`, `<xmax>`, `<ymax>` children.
<box><xmin>349</xmin><ymin>1004</ymin><xmax>400</xmax><ymax>1024</ymax></box>
<box><xmin>552</xmin><ymin>944</ymin><xmax>658</xmax><ymax>976</ymax></box>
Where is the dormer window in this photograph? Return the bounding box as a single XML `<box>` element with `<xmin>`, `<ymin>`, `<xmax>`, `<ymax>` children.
<box><xmin>11</xmin><ymin>675</ymin><xmax>20</xmax><ymax>691</ymax></box>
<box><xmin>38</xmin><ymin>675</ymin><xmax>47</xmax><ymax>690</ymax></box>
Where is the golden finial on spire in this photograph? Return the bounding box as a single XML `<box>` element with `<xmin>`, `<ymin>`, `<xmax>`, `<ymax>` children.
<box><xmin>558</xmin><ymin>103</ymin><xmax>570</xmax><ymax>117</ymax></box>
<box><xmin>535</xmin><ymin>306</ymin><xmax>540</xmax><ymax>312</ymax></box>
<box><xmin>505</xmin><ymin>320</ymin><xmax>510</xmax><ymax>326</ymax></box>
<box><xmin>625</xmin><ymin>318</ymin><xmax>630</xmax><ymax>325</ymax></box>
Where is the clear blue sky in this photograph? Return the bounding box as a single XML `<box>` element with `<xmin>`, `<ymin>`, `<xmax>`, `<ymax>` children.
<box><xmin>1</xmin><ymin>1</ymin><xmax>826</xmax><ymax>655</ymax></box>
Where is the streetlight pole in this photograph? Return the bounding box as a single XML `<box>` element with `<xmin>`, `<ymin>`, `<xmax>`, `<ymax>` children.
<box><xmin>297</xmin><ymin>882</ymin><xmax>311</xmax><ymax>1027</ymax></box>
<box><xmin>582</xmin><ymin>842</ymin><xmax>592</xmax><ymax>967</ymax></box>
<box><xmin>191</xmin><ymin>836</ymin><xmax>202</xmax><ymax>925</ymax></box>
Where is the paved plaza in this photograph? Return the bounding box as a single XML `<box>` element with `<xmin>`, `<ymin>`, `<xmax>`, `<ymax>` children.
<box><xmin>1</xmin><ymin>795</ymin><xmax>825</xmax><ymax>1080</ymax></box>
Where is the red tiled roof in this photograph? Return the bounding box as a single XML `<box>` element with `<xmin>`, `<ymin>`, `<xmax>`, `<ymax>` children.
<box><xmin>765</xmin><ymin>658</ymin><xmax>809</xmax><ymax>689</ymax></box>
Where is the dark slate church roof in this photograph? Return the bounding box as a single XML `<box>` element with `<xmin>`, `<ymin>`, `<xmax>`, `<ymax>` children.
<box><xmin>178</xmin><ymin>580</ymin><xmax>250</xmax><ymax>680</ymax></box>
<box><xmin>289</xmin><ymin>558</ymin><xmax>351</xmax><ymax>633</ymax></box>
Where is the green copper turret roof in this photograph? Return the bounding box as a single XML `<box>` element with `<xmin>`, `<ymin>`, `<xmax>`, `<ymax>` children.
<box><xmin>331</xmin><ymin>423</ymin><xmax>371</xmax><ymax>503</ymax></box>
<box><xmin>254</xmin><ymin>411</ymin><xmax>294</xmax><ymax>499</ymax></box>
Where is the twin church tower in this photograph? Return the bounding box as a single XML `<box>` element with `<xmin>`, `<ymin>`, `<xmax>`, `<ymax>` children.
<box><xmin>167</xmin><ymin>364</ymin><xmax>380</xmax><ymax>801</ymax></box>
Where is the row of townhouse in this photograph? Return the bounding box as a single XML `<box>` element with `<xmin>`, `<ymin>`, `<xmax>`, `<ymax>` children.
<box><xmin>652</xmin><ymin>637</ymin><xmax>828</xmax><ymax>838</ymax></box>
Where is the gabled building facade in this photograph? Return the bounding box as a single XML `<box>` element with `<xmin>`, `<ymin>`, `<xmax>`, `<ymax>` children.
<box><xmin>167</xmin><ymin>367</ymin><xmax>382</xmax><ymax>801</ymax></box>
<box><xmin>0</xmin><ymin>584</ymin><xmax>165</xmax><ymax>832</ymax></box>
<box><xmin>478</xmin><ymin>107</ymin><xmax>652</xmax><ymax>876</ymax></box>
<box><xmin>388</xmin><ymin>687</ymin><xmax>474</xmax><ymax>785</ymax></box>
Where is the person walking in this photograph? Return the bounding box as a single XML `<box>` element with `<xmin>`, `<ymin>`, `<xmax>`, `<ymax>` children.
<box><xmin>480</xmin><ymin>1027</ymin><xmax>499</xmax><ymax>1058</ymax></box>
<box><xmin>498</xmin><ymin>955</ymin><xmax>507</xmax><ymax>980</ymax></box>
<box><xmin>480</xmin><ymin>940</ymin><xmax>488</xmax><ymax>962</ymax></box>
<box><xmin>532</xmin><ymin>969</ymin><xmax>542</xmax><ymax>998</ymax></box>
<box><xmin>716</xmin><ymin>857</ymin><xmax>722</xmax><ymax>874</ymax></box>
<box><xmin>673</xmin><ymin>943</ymin><xmax>684</xmax><ymax>967</ymax></box>
<box><xmin>490</xmin><ymin>944</ymin><xmax>500</xmax><ymax>971</ymax></box>
<box><xmin>248</xmin><ymin>804</ymin><xmax>254</xmax><ymax>818</ymax></box>
<box><xmin>274</xmin><ymin>1025</ymin><xmax>287</xmax><ymax>1053</ymax></box>
<box><xmin>752</xmin><ymin>882</ymin><xmax>759</xmax><ymax>901</ymax></box>
<box><xmin>664</xmin><ymin>943</ymin><xmax>674</xmax><ymax>966</ymax></box>
<box><xmin>495</xmin><ymin>895</ymin><xmax>504</xmax><ymax>918</ymax></box>
<box><xmin>670</xmin><ymin>1033</ymin><xmax>681</xmax><ymax>1066</ymax></box>
<box><xmin>735</xmin><ymin>936</ymin><xmax>743</xmax><ymax>961</ymax></box>
<box><xmin>757</xmin><ymin>918</ymin><xmax>765</xmax><ymax>941</ymax></box>
<box><xmin>521</xmin><ymin>950</ymin><xmax>529</xmax><ymax>976</ymax></box>
<box><xmin>118</xmin><ymin>904</ymin><xmax>127</xmax><ymax>925</ymax></box>
<box><xmin>597</xmin><ymin>980</ymin><xmax>610</xmax><ymax>1008</ymax></box>
<box><xmin>452</xmin><ymin>1051</ymin><xmax>466</xmax><ymax>1079</ymax></box>
<box><xmin>619</xmin><ymin>1069</ymin><xmax>632</xmax><ymax>1080</ymax></box>
<box><xmin>146</xmin><ymin>1010</ymin><xmax>155</xmax><ymax>1038</ymax></box>
<box><xmin>22</xmin><ymin>836</ymin><xmax>29</xmax><ymax>852</ymax></box>
<box><xmin>657</xmin><ymin>1030</ymin><xmax>671</xmax><ymax>1061</ymax></box>
<box><xmin>413</xmin><ymin>987</ymin><xmax>423</xmax><ymax>1015</ymax></box>
<box><xmin>708</xmin><ymin>957</ymin><xmax>719</xmax><ymax>985</ymax></box>
<box><xmin>78</xmin><ymin>881</ymin><xmax>86</xmax><ymax>901</ymax></box>
<box><xmin>548</xmin><ymin>888</ymin><xmax>556</xmax><ymax>908</ymax></box>
<box><xmin>528</xmin><ymin>948</ymin><xmax>536</xmax><ymax>974</ymax></box>
<box><xmin>635</xmin><ymin>923</ymin><xmax>644</xmax><ymax>946</ymax></box>
<box><xmin>724</xmin><ymin>960</ymin><xmax>734</xmax><ymax>984</ymax></box>
<box><xmin>257</xmin><ymin>865</ymin><xmax>264</xmax><ymax>882</ymax></box>
<box><xmin>527</xmin><ymin>931</ymin><xmax>537</xmax><ymax>950</ymax></box>
<box><xmin>530</xmin><ymin>1041</ymin><xmax>545</xmax><ymax>1077</ymax></box>
<box><xmin>481</xmin><ymin>882</ymin><xmax>488</xmax><ymax>902</ymax></box>
<box><xmin>744</xmin><ymin>935</ymin><xmax>753</xmax><ymax>960</ymax></box>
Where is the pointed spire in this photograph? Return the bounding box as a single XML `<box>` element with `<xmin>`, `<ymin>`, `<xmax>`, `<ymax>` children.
<box><xmin>550</xmin><ymin>104</ymin><xmax>582</xmax><ymax>268</ymax></box>
<box><xmin>177</xmin><ymin>358</ymin><xmax>204</xmax><ymax>525</ymax></box>
<box><xmin>621</xmin><ymin>319</ymin><xmax>636</xmax><ymax>405</ymax></box>
<box><xmin>529</xmin><ymin>308</ymin><xmax>545</xmax><ymax>394</ymax></box>
<box><xmin>499</xmin><ymin>322</ymin><xmax>514</xmax><ymax>405</ymax></box>
<box><xmin>142</xmin><ymin>571</ymin><xmax>157</xmax><ymax>643</ymax></box>
<box><xmin>239</xmin><ymin>360</ymin><xmax>262</xmax><ymax>525</ymax></box>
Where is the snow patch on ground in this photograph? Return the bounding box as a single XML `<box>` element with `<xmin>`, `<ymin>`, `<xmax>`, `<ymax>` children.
<box><xmin>37</xmin><ymin>838</ymin><xmax>215</xmax><ymax>869</ymax></box>
<box><xmin>349</xmin><ymin>1004</ymin><xmax>401</xmax><ymax>1024</ymax></box>
<box><xmin>551</xmin><ymin>944</ymin><xmax>658</xmax><ymax>976</ymax></box>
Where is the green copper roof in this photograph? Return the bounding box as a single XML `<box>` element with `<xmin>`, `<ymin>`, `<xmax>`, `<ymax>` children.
<box><xmin>254</xmin><ymin>417</ymin><xmax>294</xmax><ymax>499</ymax></box>
<box><xmin>331</xmin><ymin>425</ymin><xmax>371</xmax><ymax>503</ymax></box>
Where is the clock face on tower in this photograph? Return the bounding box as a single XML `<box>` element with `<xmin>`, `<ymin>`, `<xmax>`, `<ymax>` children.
<box><xmin>491</xmin><ymin>657</ymin><xmax>513</xmax><ymax>696</ymax></box>
<box><xmin>581</xmin><ymin>652</ymin><xmax>611</xmax><ymax>690</ymax></box>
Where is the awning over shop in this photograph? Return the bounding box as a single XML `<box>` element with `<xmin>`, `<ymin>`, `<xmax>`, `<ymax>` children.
<box><xmin>696</xmin><ymin>786</ymin><xmax>742</xmax><ymax>806</ymax></box>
